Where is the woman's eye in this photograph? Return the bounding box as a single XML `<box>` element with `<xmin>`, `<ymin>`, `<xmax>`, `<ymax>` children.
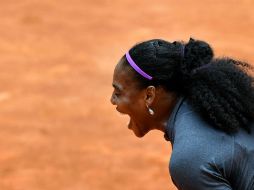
<box><xmin>113</xmin><ymin>90</ymin><xmax>121</xmax><ymax>97</ymax></box>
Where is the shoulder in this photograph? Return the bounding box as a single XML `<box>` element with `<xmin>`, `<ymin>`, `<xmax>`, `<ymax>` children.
<box><xmin>172</xmin><ymin>99</ymin><xmax>234</xmax><ymax>156</ymax></box>
<box><xmin>168</xmin><ymin>99</ymin><xmax>254</xmax><ymax>189</ymax></box>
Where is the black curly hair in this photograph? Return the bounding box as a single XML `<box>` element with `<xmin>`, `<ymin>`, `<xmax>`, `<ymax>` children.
<box><xmin>122</xmin><ymin>38</ymin><xmax>254</xmax><ymax>133</ymax></box>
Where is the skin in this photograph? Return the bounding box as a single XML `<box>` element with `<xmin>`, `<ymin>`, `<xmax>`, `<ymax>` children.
<box><xmin>111</xmin><ymin>58</ymin><xmax>179</xmax><ymax>137</ymax></box>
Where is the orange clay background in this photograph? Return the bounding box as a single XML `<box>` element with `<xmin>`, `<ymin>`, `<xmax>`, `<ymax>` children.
<box><xmin>0</xmin><ymin>0</ymin><xmax>254</xmax><ymax>190</ymax></box>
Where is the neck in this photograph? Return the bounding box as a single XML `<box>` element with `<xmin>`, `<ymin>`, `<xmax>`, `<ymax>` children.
<box><xmin>149</xmin><ymin>93</ymin><xmax>179</xmax><ymax>133</ymax></box>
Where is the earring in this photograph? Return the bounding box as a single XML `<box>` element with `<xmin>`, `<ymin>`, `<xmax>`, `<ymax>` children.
<box><xmin>146</xmin><ymin>105</ymin><xmax>154</xmax><ymax>115</ymax></box>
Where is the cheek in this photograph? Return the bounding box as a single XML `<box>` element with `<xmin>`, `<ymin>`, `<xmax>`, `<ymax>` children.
<box><xmin>114</xmin><ymin>89</ymin><xmax>146</xmax><ymax>115</ymax></box>
<box><xmin>117</xmin><ymin>95</ymin><xmax>143</xmax><ymax>115</ymax></box>
<box><xmin>115</xmin><ymin>96</ymin><xmax>132</xmax><ymax>114</ymax></box>
<box><xmin>122</xmin><ymin>100</ymin><xmax>146</xmax><ymax>117</ymax></box>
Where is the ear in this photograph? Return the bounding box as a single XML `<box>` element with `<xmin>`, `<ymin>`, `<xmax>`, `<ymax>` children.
<box><xmin>144</xmin><ymin>86</ymin><xmax>156</xmax><ymax>106</ymax></box>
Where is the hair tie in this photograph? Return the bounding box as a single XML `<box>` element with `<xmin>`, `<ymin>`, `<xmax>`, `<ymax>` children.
<box><xmin>181</xmin><ymin>44</ymin><xmax>185</xmax><ymax>61</ymax></box>
<box><xmin>191</xmin><ymin>63</ymin><xmax>212</xmax><ymax>75</ymax></box>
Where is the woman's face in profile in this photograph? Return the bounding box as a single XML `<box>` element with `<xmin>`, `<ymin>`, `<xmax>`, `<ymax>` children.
<box><xmin>111</xmin><ymin>59</ymin><xmax>151</xmax><ymax>137</ymax></box>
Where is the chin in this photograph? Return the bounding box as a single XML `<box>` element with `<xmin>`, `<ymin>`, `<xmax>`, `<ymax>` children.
<box><xmin>133</xmin><ymin>132</ymin><xmax>145</xmax><ymax>138</ymax></box>
<box><xmin>128</xmin><ymin>118</ymin><xmax>150</xmax><ymax>138</ymax></box>
<box><xmin>132</xmin><ymin>129</ymin><xmax>149</xmax><ymax>138</ymax></box>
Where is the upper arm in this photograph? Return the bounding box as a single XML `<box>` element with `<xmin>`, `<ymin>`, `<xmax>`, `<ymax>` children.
<box><xmin>198</xmin><ymin>162</ymin><xmax>233</xmax><ymax>190</ymax></box>
<box><xmin>170</xmin><ymin>158</ymin><xmax>233</xmax><ymax>190</ymax></box>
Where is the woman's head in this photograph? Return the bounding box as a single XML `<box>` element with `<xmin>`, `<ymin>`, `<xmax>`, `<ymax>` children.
<box><xmin>111</xmin><ymin>37</ymin><xmax>254</xmax><ymax>135</ymax></box>
<box><xmin>111</xmin><ymin>59</ymin><xmax>154</xmax><ymax>137</ymax></box>
<box><xmin>111</xmin><ymin>38</ymin><xmax>214</xmax><ymax>137</ymax></box>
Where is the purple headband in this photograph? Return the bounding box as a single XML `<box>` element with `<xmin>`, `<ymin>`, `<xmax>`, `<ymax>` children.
<box><xmin>125</xmin><ymin>51</ymin><xmax>153</xmax><ymax>80</ymax></box>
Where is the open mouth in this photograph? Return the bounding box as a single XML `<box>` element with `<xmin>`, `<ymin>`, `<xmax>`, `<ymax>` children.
<box><xmin>128</xmin><ymin>120</ymin><xmax>131</xmax><ymax>129</ymax></box>
<box><xmin>115</xmin><ymin>108</ymin><xmax>132</xmax><ymax>129</ymax></box>
<box><xmin>115</xmin><ymin>106</ymin><xmax>120</xmax><ymax>112</ymax></box>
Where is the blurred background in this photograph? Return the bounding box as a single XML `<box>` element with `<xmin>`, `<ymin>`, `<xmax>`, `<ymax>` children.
<box><xmin>0</xmin><ymin>0</ymin><xmax>253</xmax><ymax>189</ymax></box>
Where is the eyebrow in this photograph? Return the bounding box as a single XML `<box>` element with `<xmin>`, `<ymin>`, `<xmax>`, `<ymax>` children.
<box><xmin>112</xmin><ymin>83</ymin><xmax>123</xmax><ymax>91</ymax></box>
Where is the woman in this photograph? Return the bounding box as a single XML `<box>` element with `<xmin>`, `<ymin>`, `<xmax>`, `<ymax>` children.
<box><xmin>110</xmin><ymin>38</ymin><xmax>254</xmax><ymax>190</ymax></box>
